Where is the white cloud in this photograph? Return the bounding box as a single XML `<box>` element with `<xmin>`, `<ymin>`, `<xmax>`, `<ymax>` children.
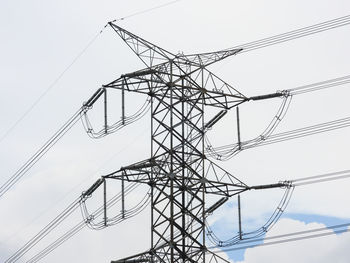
<box><xmin>235</xmin><ymin>218</ymin><xmax>350</xmax><ymax>263</ymax></box>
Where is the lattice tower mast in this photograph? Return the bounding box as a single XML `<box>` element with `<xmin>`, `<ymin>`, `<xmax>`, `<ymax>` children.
<box><xmin>94</xmin><ymin>23</ymin><xmax>283</xmax><ymax>263</ymax></box>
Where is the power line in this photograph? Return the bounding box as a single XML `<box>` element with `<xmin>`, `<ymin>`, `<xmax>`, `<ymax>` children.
<box><xmin>0</xmin><ymin>108</ymin><xmax>83</xmax><ymax>198</ymax></box>
<box><xmin>0</xmin><ymin>0</ymin><xmax>183</xmax><ymax>146</ymax></box>
<box><xmin>81</xmin><ymin>97</ymin><xmax>151</xmax><ymax>139</ymax></box>
<box><xmin>288</xmin><ymin>74</ymin><xmax>350</xmax><ymax>95</ymax></box>
<box><xmin>253</xmin><ymin>116</ymin><xmax>350</xmax><ymax>147</ymax></box>
<box><xmin>206</xmin><ymin>112</ymin><xmax>350</xmax><ymax>159</ymax></box>
<box><xmin>7</xmin><ymin>179</ymin><xmax>145</xmax><ymax>263</ymax></box>
<box><xmin>211</xmin><ymin>223</ymin><xmax>350</xmax><ymax>253</ymax></box>
<box><xmin>205</xmin><ymin>170</ymin><xmax>350</xmax><ymax>249</ymax></box>
<box><xmin>291</xmin><ymin>170</ymin><xmax>350</xmax><ymax>187</ymax></box>
<box><xmin>26</xmin><ymin>222</ymin><xmax>85</xmax><ymax>263</ymax></box>
<box><xmin>205</xmin><ymin>74</ymin><xmax>350</xmax><ymax>161</ymax></box>
<box><xmin>110</xmin><ymin>0</ymin><xmax>183</xmax><ymax>22</ymax></box>
<box><xmin>233</xmin><ymin>14</ymin><xmax>350</xmax><ymax>53</ymax></box>
<box><xmin>0</xmin><ymin>88</ymin><xmax>151</xmax><ymax>199</ymax></box>
<box><xmin>0</xmin><ymin>31</ymin><xmax>102</xmax><ymax>145</ymax></box>
<box><xmin>5</xmin><ymin>196</ymin><xmax>82</xmax><ymax>263</ymax></box>
<box><xmin>206</xmin><ymin>186</ymin><xmax>294</xmax><ymax>248</ymax></box>
<box><xmin>0</xmin><ymin>124</ymin><xmax>149</xmax><ymax>246</ymax></box>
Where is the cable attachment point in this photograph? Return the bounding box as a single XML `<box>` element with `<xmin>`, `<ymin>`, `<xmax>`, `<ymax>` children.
<box><xmin>83</xmin><ymin>88</ymin><xmax>105</xmax><ymax>108</ymax></box>
<box><xmin>82</xmin><ymin>178</ymin><xmax>104</xmax><ymax>198</ymax></box>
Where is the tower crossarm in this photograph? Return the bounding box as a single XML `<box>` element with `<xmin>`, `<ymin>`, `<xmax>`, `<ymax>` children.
<box><xmin>104</xmin><ymin>65</ymin><xmax>247</xmax><ymax>110</ymax></box>
<box><xmin>104</xmin><ymin>156</ymin><xmax>250</xmax><ymax>197</ymax></box>
<box><xmin>176</xmin><ymin>48</ymin><xmax>243</xmax><ymax>68</ymax></box>
<box><xmin>109</xmin><ymin>22</ymin><xmax>176</xmax><ymax>68</ymax></box>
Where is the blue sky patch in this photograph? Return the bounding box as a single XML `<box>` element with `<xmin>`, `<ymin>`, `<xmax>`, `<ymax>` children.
<box><xmin>282</xmin><ymin>213</ymin><xmax>350</xmax><ymax>234</ymax></box>
<box><xmin>209</xmin><ymin>213</ymin><xmax>350</xmax><ymax>262</ymax></box>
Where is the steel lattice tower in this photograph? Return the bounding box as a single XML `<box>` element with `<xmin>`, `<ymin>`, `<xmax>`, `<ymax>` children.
<box><xmin>84</xmin><ymin>23</ymin><xmax>285</xmax><ymax>263</ymax></box>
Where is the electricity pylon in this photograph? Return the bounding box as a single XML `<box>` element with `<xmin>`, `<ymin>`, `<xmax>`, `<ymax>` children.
<box><xmin>84</xmin><ymin>23</ymin><xmax>287</xmax><ymax>263</ymax></box>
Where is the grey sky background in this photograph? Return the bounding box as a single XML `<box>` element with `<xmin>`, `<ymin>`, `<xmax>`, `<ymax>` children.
<box><xmin>1</xmin><ymin>0</ymin><xmax>350</xmax><ymax>262</ymax></box>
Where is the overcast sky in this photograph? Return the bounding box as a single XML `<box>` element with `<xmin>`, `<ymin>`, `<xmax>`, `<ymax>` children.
<box><xmin>1</xmin><ymin>0</ymin><xmax>350</xmax><ymax>262</ymax></box>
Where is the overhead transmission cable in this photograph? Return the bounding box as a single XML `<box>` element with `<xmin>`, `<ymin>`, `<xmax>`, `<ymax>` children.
<box><xmin>0</xmin><ymin>31</ymin><xmax>103</xmax><ymax>146</ymax></box>
<box><xmin>26</xmin><ymin>223</ymin><xmax>85</xmax><ymax>263</ymax></box>
<box><xmin>28</xmin><ymin>181</ymin><xmax>145</xmax><ymax>263</ymax></box>
<box><xmin>290</xmin><ymin>169</ymin><xmax>350</xmax><ymax>186</ymax></box>
<box><xmin>0</xmin><ymin>108</ymin><xmax>83</xmax><ymax>198</ymax></box>
<box><xmin>80</xmin><ymin>187</ymin><xmax>152</xmax><ymax>230</ymax></box>
<box><xmin>207</xmin><ymin>114</ymin><xmax>350</xmax><ymax>161</ymax></box>
<box><xmin>80</xmin><ymin>97</ymin><xmax>151</xmax><ymax>139</ymax></box>
<box><xmin>1</xmin><ymin>123</ymin><xmax>149</xmax><ymax>248</ymax></box>
<box><xmin>288</xmin><ymin>74</ymin><xmax>350</xmax><ymax>95</ymax></box>
<box><xmin>109</xmin><ymin>0</ymin><xmax>183</xmax><ymax>22</ymax></box>
<box><xmin>211</xmin><ymin>222</ymin><xmax>350</xmax><ymax>253</ymax></box>
<box><xmin>0</xmin><ymin>0</ymin><xmax>183</xmax><ymax>146</ymax></box>
<box><xmin>27</xmin><ymin>181</ymin><xmax>144</xmax><ymax>263</ymax></box>
<box><xmin>0</xmin><ymin>89</ymin><xmax>151</xmax><ymax>198</ymax></box>
<box><xmin>206</xmin><ymin>186</ymin><xmax>294</xmax><ymax>247</ymax></box>
<box><xmin>6</xmin><ymin>177</ymin><xmax>146</xmax><ymax>263</ymax></box>
<box><xmin>206</xmin><ymin>170</ymin><xmax>350</xmax><ymax>249</ymax></box>
<box><xmin>250</xmin><ymin>115</ymin><xmax>350</xmax><ymax>147</ymax></box>
<box><xmin>206</xmin><ymin>74</ymin><xmax>350</xmax><ymax>161</ymax></box>
<box><xmin>232</xmin><ymin>14</ymin><xmax>350</xmax><ymax>53</ymax></box>
<box><xmin>5</xmin><ymin>196</ymin><xmax>82</xmax><ymax>263</ymax></box>
<box><xmin>205</xmin><ymin>94</ymin><xmax>292</xmax><ymax>161</ymax></box>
